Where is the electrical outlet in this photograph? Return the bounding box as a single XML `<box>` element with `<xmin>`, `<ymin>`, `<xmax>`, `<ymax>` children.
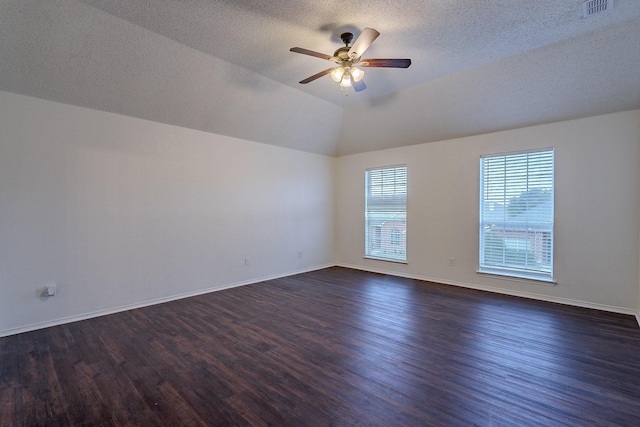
<box><xmin>448</xmin><ymin>258</ymin><xmax>455</xmax><ymax>266</ymax></box>
<box><xmin>298</xmin><ymin>250</ymin><xmax>303</xmax><ymax>258</ymax></box>
<box><xmin>244</xmin><ymin>258</ymin><xmax>250</xmax><ymax>266</ymax></box>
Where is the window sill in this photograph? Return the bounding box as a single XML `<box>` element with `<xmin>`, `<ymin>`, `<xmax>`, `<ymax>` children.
<box><xmin>364</xmin><ymin>256</ymin><xmax>408</xmax><ymax>265</ymax></box>
<box><xmin>477</xmin><ymin>268</ymin><xmax>556</xmax><ymax>286</ymax></box>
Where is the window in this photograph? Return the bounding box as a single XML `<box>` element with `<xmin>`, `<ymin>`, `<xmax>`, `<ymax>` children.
<box><xmin>479</xmin><ymin>149</ymin><xmax>554</xmax><ymax>281</ymax></box>
<box><xmin>365</xmin><ymin>165</ymin><xmax>407</xmax><ymax>262</ymax></box>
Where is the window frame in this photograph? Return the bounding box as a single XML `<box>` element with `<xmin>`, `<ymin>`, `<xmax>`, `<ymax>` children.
<box><xmin>364</xmin><ymin>165</ymin><xmax>408</xmax><ymax>263</ymax></box>
<box><xmin>478</xmin><ymin>149</ymin><xmax>555</xmax><ymax>283</ymax></box>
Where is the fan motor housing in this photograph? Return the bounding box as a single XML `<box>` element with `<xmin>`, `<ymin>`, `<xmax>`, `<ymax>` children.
<box><xmin>333</xmin><ymin>46</ymin><xmax>351</xmax><ymax>60</ymax></box>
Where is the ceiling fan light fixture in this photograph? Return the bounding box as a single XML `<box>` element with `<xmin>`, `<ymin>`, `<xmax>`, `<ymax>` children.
<box><xmin>351</xmin><ymin>66</ymin><xmax>364</xmax><ymax>82</ymax></box>
<box><xmin>340</xmin><ymin>69</ymin><xmax>352</xmax><ymax>87</ymax></box>
<box><xmin>330</xmin><ymin>66</ymin><xmax>345</xmax><ymax>83</ymax></box>
<box><xmin>290</xmin><ymin>27</ymin><xmax>411</xmax><ymax>94</ymax></box>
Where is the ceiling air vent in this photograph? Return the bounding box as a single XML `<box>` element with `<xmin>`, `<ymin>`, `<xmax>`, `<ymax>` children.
<box><xmin>583</xmin><ymin>0</ymin><xmax>612</xmax><ymax>17</ymax></box>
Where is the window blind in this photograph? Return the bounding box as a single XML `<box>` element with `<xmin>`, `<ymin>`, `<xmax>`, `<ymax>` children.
<box><xmin>365</xmin><ymin>165</ymin><xmax>407</xmax><ymax>262</ymax></box>
<box><xmin>479</xmin><ymin>150</ymin><xmax>554</xmax><ymax>280</ymax></box>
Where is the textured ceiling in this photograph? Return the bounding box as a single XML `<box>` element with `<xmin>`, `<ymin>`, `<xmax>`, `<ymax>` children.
<box><xmin>1</xmin><ymin>0</ymin><xmax>639</xmax><ymax>156</ymax></box>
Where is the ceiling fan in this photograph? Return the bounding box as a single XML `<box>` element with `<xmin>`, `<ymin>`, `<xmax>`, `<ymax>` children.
<box><xmin>290</xmin><ymin>28</ymin><xmax>411</xmax><ymax>95</ymax></box>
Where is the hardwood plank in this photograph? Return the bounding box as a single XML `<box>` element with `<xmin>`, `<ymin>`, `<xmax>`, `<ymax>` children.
<box><xmin>1</xmin><ymin>267</ymin><xmax>640</xmax><ymax>426</ymax></box>
<box><xmin>0</xmin><ymin>386</ymin><xmax>23</xmax><ymax>427</ymax></box>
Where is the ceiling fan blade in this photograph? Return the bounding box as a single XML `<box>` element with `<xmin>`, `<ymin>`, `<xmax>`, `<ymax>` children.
<box><xmin>348</xmin><ymin>27</ymin><xmax>380</xmax><ymax>59</ymax></box>
<box><xmin>352</xmin><ymin>79</ymin><xmax>367</xmax><ymax>92</ymax></box>
<box><xmin>360</xmin><ymin>58</ymin><xmax>412</xmax><ymax>68</ymax></box>
<box><xmin>290</xmin><ymin>47</ymin><xmax>336</xmax><ymax>62</ymax></box>
<box><xmin>299</xmin><ymin>68</ymin><xmax>335</xmax><ymax>84</ymax></box>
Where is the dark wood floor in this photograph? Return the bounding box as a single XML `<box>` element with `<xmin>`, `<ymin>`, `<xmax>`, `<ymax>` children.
<box><xmin>2</xmin><ymin>267</ymin><xmax>640</xmax><ymax>426</ymax></box>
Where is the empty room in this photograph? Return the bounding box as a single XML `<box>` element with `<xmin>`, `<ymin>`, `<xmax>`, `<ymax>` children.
<box><xmin>1</xmin><ymin>1</ymin><xmax>640</xmax><ymax>425</ymax></box>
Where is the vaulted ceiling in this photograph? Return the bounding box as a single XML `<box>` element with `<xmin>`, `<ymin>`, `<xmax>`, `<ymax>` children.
<box><xmin>1</xmin><ymin>0</ymin><xmax>639</xmax><ymax>156</ymax></box>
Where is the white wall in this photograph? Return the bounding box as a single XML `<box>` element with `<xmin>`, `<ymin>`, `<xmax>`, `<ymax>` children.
<box><xmin>0</xmin><ymin>91</ymin><xmax>335</xmax><ymax>336</ymax></box>
<box><xmin>2</xmin><ymin>90</ymin><xmax>639</xmax><ymax>337</ymax></box>
<box><xmin>337</xmin><ymin>110</ymin><xmax>640</xmax><ymax>313</ymax></box>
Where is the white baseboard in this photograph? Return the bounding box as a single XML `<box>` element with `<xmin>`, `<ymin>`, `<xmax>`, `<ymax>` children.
<box><xmin>337</xmin><ymin>263</ymin><xmax>638</xmax><ymax>317</ymax></box>
<box><xmin>0</xmin><ymin>264</ymin><xmax>334</xmax><ymax>338</ymax></box>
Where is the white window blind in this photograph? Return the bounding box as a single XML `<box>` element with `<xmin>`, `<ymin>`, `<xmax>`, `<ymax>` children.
<box><xmin>365</xmin><ymin>165</ymin><xmax>407</xmax><ymax>262</ymax></box>
<box><xmin>479</xmin><ymin>150</ymin><xmax>554</xmax><ymax>281</ymax></box>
